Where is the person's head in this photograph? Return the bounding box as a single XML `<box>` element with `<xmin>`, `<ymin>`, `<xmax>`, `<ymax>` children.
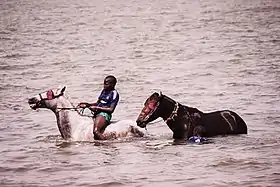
<box><xmin>103</xmin><ymin>75</ymin><xmax>117</xmax><ymax>91</ymax></box>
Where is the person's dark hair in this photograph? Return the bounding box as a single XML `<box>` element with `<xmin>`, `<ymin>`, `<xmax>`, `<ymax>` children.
<box><xmin>105</xmin><ymin>75</ymin><xmax>117</xmax><ymax>85</ymax></box>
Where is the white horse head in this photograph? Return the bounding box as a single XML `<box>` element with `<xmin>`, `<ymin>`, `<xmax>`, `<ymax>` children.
<box><xmin>28</xmin><ymin>86</ymin><xmax>145</xmax><ymax>141</ymax></box>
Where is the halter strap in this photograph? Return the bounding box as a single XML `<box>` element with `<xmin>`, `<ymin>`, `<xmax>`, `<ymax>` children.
<box><xmin>164</xmin><ymin>102</ymin><xmax>179</xmax><ymax>123</ymax></box>
<box><xmin>39</xmin><ymin>93</ymin><xmax>43</xmax><ymax>100</ymax></box>
<box><xmin>142</xmin><ymin>101</ymin><xmax>160</xmax><ymax>121</ymax></box>
<box><xmin>39</xmin><ymin>92</ymin><xmax>63</xmax><ymax>100</ymax></box>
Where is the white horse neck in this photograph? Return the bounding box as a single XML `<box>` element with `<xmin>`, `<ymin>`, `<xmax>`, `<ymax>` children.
<box><xmin>54</xmin><ymin>96</ymin><xmax>93</xmax><ymax>141</ymax></box>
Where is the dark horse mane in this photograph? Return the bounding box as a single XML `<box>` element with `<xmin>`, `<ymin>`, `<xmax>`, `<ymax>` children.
<box><xmin>136</xmin><ymin>92</ymin><xmax>248</xmax><ymax>139</ymax></box>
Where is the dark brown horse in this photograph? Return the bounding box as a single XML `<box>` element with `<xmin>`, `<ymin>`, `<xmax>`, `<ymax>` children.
<box><xmin>136</xmin><ymin>92</ymin><xmax>247</xmax><ymax>139</ymax></box>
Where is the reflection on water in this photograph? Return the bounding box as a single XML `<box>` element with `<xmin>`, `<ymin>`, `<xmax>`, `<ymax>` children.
<box><xmin>1</xmin><ymin>0</ymin><xmax>280</xmax><ymax>186</ymax></box>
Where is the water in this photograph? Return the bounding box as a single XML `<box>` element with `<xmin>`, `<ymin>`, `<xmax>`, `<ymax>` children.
<box><xmin>1</xmin><ymin>0</ymin><xmax>280</xmax><ymax>186</ymax></box>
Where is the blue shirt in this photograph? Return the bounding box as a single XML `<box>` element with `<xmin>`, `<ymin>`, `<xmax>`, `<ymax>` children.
<box><xmin>97</xmin><ymin>89</ymin><xmax>119</xmax><ymax>113</ymax></box>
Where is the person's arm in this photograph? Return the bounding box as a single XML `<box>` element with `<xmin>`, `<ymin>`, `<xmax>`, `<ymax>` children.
<box><xmin>90</xmin><ymin>101</ymin><xmax>117</xmax><ymax>114</ymax></box>
<box><xmin>88</xmin><ymin>100</ymin><xmax>99</xmax><ymax>106</ymax></box>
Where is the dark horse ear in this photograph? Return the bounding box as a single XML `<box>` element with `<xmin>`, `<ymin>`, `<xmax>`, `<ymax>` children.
<box><xmin>61</xmin><ymin>86</ymin><xmax>66</xmax><ymax>94</ymax></box>
<box><xmin>159</xmin><ymin>91</ymin><xmax>163</xmax><ymax>98</ymax></box>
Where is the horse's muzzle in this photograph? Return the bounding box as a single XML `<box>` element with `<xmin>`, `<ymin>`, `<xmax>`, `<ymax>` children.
<box><xmin>28</xmin><ymin>97</ymin><xmax>40</xmax><ymax>110</ymax></box>
<box><xmin>136</xmin><ymin>120</ymin><xmax>147</xmax><ymax>128</ymax></box>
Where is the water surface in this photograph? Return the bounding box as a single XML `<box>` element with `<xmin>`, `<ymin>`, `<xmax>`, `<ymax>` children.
<box><xmin>1</xmin><ymin>0</ymin><xmax>279</xmax><ymax>186</ymax></box>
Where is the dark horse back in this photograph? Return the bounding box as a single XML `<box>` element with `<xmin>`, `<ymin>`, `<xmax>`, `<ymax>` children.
<box><xmin>200</xmin><ymin>110</ymin><xmax>247</xmax><ymax>137</ymax></box>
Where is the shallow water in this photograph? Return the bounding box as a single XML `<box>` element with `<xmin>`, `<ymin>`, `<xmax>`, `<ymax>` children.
<box><xmin>1</xmin><ymin>0</ymin><xmax>280</xmax><ymax>186</ymax></box>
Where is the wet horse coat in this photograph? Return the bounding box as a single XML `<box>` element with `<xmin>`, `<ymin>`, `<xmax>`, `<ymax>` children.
<box><xmin>136</xmin><ymin>92</ymin><xmax>247</xmax><ymax>139</ymax></box>
<box><xmin>28</xmin><ymin>86</ymin><xmax>144</xmax><ymax>141</ymax></box>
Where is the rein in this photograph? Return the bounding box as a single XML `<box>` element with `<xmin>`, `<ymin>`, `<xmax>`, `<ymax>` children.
<box><xmin>57</xmin><ymin>107</ymin><xmax>95</xmax><ymax>118</ymax></box>
<box><xmin>57</xmin><ymin>107</ymin><xmax>77</xmax><ymax>110</ymax></box>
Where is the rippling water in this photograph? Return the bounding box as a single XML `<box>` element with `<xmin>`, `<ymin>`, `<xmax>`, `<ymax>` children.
<box><xmin>1</xmin><ymin>0</ymin><xmax>280</xmax><ymax>186</ymax></box>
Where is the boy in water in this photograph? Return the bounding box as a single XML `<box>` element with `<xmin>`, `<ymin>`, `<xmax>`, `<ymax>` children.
<box><xmin>78</xmin><ymin>75</ymin><xmax>119</xmax><ymax>140</ymax></box>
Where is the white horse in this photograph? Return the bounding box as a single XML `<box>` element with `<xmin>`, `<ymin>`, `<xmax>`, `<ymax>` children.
<box><xmin>28</xmin><ymin>86</ymin><xmax>145</xmax><ymax>141</ymax></box>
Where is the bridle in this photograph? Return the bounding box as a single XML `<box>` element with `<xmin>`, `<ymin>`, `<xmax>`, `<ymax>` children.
<box><xmin>143</xmin><ymin>94</ymin><xmax>180</xmax><ymax>124</ymax></box>
<box><xmin>38</xmin><ymin>90</ymin><xmax>95</xmax><ymax>117</ymax></box>
<box><xmin>39</xmin><ymin>90</ymin><xmax>63</xmax><ymax>101</ymax></box>
<box><xmin>143</xmin><ymin>100</ymin><xmax>160</xmax><ymax>122</ymax></box>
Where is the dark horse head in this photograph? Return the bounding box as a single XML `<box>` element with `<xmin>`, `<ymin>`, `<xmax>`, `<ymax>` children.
<box><xmin>136</xmin><ymin>92</ymin><xmax>163</xmax><ymax>128</ymax></box>
<box><xmin>136</xmin><ymin>92</ymin><xmax>248</xmax><ymax>139</ymax></box>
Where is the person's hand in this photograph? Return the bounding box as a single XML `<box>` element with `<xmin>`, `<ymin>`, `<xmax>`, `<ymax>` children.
<box><xmin>77</xmin><ymin>103</ymin><xmax>88</xmax><ymax>108</ymax></box>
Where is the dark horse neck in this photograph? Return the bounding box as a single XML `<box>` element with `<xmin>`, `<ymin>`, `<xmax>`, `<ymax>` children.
<box><xmin>161</xmin><ymin>95</ymin><xmax>203</xmax><ymax>139</ymax></box>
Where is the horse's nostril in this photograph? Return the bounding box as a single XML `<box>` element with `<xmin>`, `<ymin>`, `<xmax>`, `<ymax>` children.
<box><xmin>136</xmin><ymin>120</ymin><xmax>145</xmax><ymax>128</ymax></box>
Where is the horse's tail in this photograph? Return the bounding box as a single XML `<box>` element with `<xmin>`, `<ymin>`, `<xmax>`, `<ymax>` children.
<box><xmin>232</xmin><ymin>111</ymin><xmax>248</xmax><ymax>134</ymax></box>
